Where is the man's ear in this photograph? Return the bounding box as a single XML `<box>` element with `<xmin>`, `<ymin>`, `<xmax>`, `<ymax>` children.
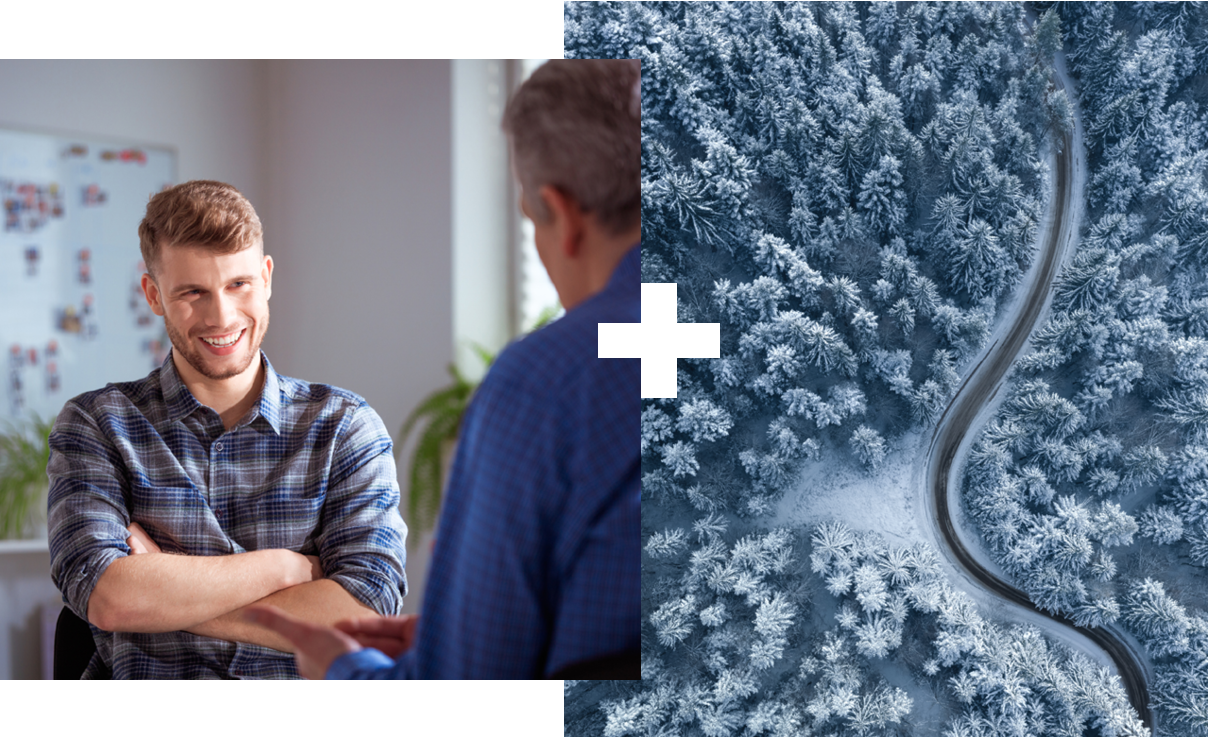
<box><xmin>140</xmin><ymin>273</ymin><xmax>165</xmax><ymax>317</ymax></box>
<box><xmin>262</xmin><ymin>254</ymin><xmax>274</xmax><ymax>300</ymax></box>
<box><xmin>538</xmin><ymin>185</ymin><xmax>586</xmax><ymax>258</ymax></box>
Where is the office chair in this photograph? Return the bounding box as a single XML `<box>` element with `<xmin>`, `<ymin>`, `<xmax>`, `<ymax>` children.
<box><xmin>53</xmin><ymin>606</ymin><xmax>97</xmax><ymax>679</ymax></box>
<box><xmin>549</xmin><ymin>648</ymin><xmax>639</xmax><ymax>680</ymax></box>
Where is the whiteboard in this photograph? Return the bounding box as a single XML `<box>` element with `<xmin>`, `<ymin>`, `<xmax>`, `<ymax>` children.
<box><xmin>0</xmin><ymin>126</ymin><xmax>175</xmax><ymax>426</ymax></box>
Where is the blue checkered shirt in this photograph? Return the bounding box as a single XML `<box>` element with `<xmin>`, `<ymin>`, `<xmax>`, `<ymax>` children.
<box><xmin>327</xmin><ymin>244</ymin><xmax>641</xmax><ymax>680</ymax></box>
<box><xmin>47</xmin><ymin>352</ymin><xmax>408</xmax><ymax>679</ymax></box>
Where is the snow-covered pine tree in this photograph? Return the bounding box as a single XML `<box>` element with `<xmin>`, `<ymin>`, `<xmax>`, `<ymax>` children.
<box><xmin>850</xmin><ymin>425</ymin><xmax>888</xmax><ymax>471</ymax></box>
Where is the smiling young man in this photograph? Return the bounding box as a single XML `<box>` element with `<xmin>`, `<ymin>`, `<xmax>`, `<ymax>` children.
<box><xmin>47</xmin><ymin>180</ymin><xmax>408</xmax><ymax>679</ymax></box>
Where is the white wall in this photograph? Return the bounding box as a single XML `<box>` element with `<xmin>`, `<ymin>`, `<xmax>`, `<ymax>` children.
<box><xmin>0</xmin><ymin>59</ymin><xmax>458</xmax><ymax>677</ymax></box>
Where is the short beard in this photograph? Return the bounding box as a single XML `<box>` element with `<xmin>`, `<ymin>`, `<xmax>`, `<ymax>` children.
<box><xmin>163</xmin><ymin>310</ymin><xmax>268</xmax><ymax>381</ymax></box>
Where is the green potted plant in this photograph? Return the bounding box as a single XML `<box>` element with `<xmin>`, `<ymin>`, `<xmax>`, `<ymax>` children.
<box><xmin>0</xmin><ymin>416</ymin><xmax>54</xmax><ymax>540</ymax></box>
<box><xmin>395</xmin><ymin>346</ymin><xmax>492</xmax><ymax>547</ymax></box>
<box><xmin>397</xmin><ymin>306</ymin><xmax>560</xmax><ymax>546</ymax></box>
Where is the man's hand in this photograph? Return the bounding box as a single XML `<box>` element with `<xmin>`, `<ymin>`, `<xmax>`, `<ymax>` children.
<box><xmin>334</xmin><ymin>614</ymin><xmax>419</xmax><ymax>658</ymax></box>
<box><xmin>245</xmin><ymin>605</ymin><xmax>362</xmax><ymax>679</ymax></box>
<box><xmin>126</xmin><ymin>522</ymin><xmax>162</xmax><ymax>555</ymax></box>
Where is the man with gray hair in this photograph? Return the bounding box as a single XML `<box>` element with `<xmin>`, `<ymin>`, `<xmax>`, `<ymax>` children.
<box><xmin>248</xmin><ymin>59</ymin><xmax>640</xmax><ymax>679</ymax></box>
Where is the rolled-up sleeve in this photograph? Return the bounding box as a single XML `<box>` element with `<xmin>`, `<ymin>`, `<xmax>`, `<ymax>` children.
<box><xmin>47</xmin><ymin>402</ymin><xmax>132</xmax><ymax>622</ymax></box>
<box><xmin>317</xmin><ymin>403</ymin><xmax>408</xmax><ymax>616</ymax></box>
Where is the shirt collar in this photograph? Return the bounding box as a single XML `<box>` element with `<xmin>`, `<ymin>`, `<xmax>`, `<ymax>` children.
<box><xmin>607</xmin><ymin>242</ymin><xmax>641</xmax><ymax>291</ymax></box>
<box><xmin>159</xmin><ymin>349</ymin><xmax>283</xmax><ymax>435</ymax></box>
<box><xmin>160</xmin><ymin>351</ymin><xmax>202</xmax><ymax>423</ymax></box>
<box><xmin>255</xmin><ymin>353</ymin><xmax>284</xmax><ymax>435</ymax></box>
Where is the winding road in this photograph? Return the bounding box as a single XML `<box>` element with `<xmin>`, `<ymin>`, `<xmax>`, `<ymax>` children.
<box><xmin>923</xmin><ymin>78</ymin><xmax>1154</xmax><ymax>729</ymax></box>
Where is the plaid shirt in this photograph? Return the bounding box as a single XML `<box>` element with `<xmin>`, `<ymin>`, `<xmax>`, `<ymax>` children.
<box><xmin>47</xmin><ymin>352</ymin><xmax>408</xmax><ymax>679</ymax></box>
<box><xmin>328</xmin><ymin>244</ymin><xmax>640</xmax><ymax>679</ymax></box>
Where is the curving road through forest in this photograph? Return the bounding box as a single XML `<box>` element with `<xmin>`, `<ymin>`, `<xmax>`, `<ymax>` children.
<box><xmin>923</xmin><ymin>75</ymin><xmax>1154</xmax><ymax>729</ymax></box>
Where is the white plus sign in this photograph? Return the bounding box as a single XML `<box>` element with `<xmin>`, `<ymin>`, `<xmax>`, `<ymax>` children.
<box><xmin>599</xmin><ymin>283</ymin><xmax>720</xmax><ymax>399</ymax></box>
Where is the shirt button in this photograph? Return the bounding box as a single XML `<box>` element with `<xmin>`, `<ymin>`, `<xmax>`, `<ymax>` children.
<box><xmin>214</xmin><ymin>442</ymin><xmax>224</xmax><ymax>452</ymax></box>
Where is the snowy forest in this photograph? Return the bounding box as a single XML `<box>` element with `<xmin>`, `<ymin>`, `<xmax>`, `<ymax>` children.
<box><xmin>626</xmin><ymin>0</ymin><xmax>1059</xmax><ymax>514</ymax></box>
<box><xmin>563</xmin><ymin>2</ymin><xmax>1208</xmax><ymax>737</ymax></box>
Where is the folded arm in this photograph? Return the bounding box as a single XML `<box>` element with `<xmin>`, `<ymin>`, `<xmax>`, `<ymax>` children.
<box><xmin>114</xmin><ymin>522</ymin><xmax>371</xmax><ymax>651</ymax></box>
<box><xmin>95</xmin><ymin>514</ymin><xmax>380</xmax><ymax>651</ymax></box>
<box><xmin>187</xmin><ymin>579</ymin><xmax>376</xmax><ymax>652</ymax></box>
<box><xmin>87</xmin><ymin>541</ymin><xmax>321</xmax><ymax>633</ymax></box>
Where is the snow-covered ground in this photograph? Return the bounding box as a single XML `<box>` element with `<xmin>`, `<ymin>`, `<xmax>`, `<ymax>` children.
<box><xmin>776</xmin><ymin>428</ymin><xmax>929</xmax><ymax>549</ymax></box>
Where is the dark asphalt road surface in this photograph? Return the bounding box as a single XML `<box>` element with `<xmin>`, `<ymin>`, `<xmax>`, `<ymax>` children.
<box><xmin>925</xmin><ymin>126</ymin><xmax>1154</xmax><ymax>730</ymax></box>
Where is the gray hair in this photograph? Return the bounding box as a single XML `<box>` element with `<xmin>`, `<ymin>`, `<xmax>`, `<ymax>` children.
<box><xmin>502</xmin><ymin>59</ymin><xmax>640</xmax><ymax>236</ymax></box>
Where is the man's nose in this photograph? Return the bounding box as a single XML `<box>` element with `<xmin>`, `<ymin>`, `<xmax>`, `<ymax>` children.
<box><xmin>206</xmin><ymin>292</ymin><xmax>239</xmax><ymax>328</ymax></box>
